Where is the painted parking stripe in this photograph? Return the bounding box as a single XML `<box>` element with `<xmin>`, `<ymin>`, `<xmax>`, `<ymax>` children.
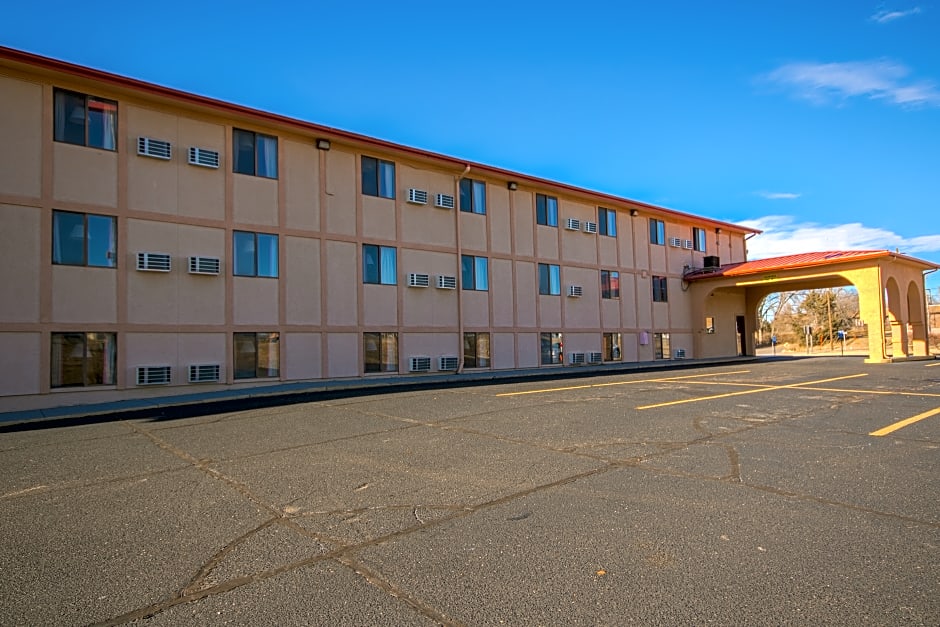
<box><xmin>635</xmin><ymin>373</ymin><xmax>869</xmax><ymax>410</ymax></box>
<box><xmin>926</xmin><ymin>362</ymin><xmax>940</xmax><ymax>368</ymax></box>
<box><xmin>870</xmin><ymin>407</ymin><xmax>940</xmax><ymax>436</ymax></box>
<box><xmin>495</xmin><ymin>370</ymin><xmax>751</xmax><ymax>397</ymax></box>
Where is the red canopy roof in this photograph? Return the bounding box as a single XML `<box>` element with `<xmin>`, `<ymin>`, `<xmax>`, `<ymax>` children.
<box><xmin>686</xmin><ymin>250</ymin><xmax>939</xmax><ymax>280</ymax></box>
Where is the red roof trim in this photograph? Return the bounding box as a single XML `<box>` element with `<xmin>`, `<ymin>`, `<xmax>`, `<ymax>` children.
<box><xmin>0</xmin><ymin>45</ymin><xmax>758</xmax><ymax>234</ymax></box>
<box><xmin>686</xmin><ymin>250</ymin><xmax>939</xmax><ymax>281</ymax></box>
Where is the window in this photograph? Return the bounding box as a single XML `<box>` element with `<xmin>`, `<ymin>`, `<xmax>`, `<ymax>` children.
<box><xmin>654</xmin><ymin>332</ymin><xmax>671</xmax><ymax>359</ymax></box>
<box><xmin>361</xmin><ymin>156</ymin><xmax>395</xmax><ymax>199</ymax></box>
<box><xmin>705</xmin><ymin>316</ymin><xmax>715</xmax><ymax>334</ymax></box>
<box><xmin>652</xmin><ymin>276</ymin><xmax>668</xmax><ymax>302</ymax></box>
<box><xmin>54</xmin><ymin>89</ymin><xmax>117</xmax><ymax>150</ymax></box>
<box><xmin>603</xmin><ymin>332</ymin><xmax>622</xmax><ymax>361</ymax></box>
<box><xmin>234</xmin><ymin>231</ymin><xmax>279</xmax><ymax>277</ymax></box>
<box><xmin>51</xmin><ymin>332</ymin><xmax>116</xmax><ymax>387</ymax></box>
<box><xmin>599</xmin><ymin>207</ymin><xmax>617</xmax><ymax>237</ymax></box>
<box><xmin>52</xmin><ymin>211</ymin><xmax>116</xmax><ymax>267</ymax></box>
<box><xmin>461</xmin><ymin>255</ymin><xmax>489</xmax><ymax>291</ymax></box>
<box><xmin>538</xmin><ymin>263</ymin><xmax>561</xmax><ymax>295</ymax></box>
<box><xmin>364</xmin><ymin>332</ymin><xmax>398</xmax><ymax>373</ymax></box>
<box><xmin>234</xmin><ymin>332</ymin><xmax>280</xmax><ymax>379</ymax></box>
<box><xmin>460</xmin><ymin>178</ymin><xmax>486</xmax><ymax>214</ymax></box>
<box><xmin>540</xmin><ymin>332</ymin><xmax>563</xmax><ymax>365</ymax></box>
<box><xmin>536</xmin><ymin>194</ymin><xmax>558</xmax><ymax>227</ymax></box>
<box><xmin>650</xmin><ymin>218</ymin><xmax>665</xmax><ymax>245</ymax></box>
<box><xmin>464</xmin><ymin>332</ymin><xmax>491</xmax><ymax>368</ymax></box>
<box><xmin>363</xmin><ymin>245</ymin><xmax>397</xmax><ymax>285</ymax></box>
<box><xmin>693</xmin><ymin>227</ymin><xmax>707</xmax><ymax>252</ymax></box>
<box><xmin>233</xmin><ymin>129</ymin><xmax>278</xmax><ymax>178</ymax></box>
<box><xmin>601</xmin><ymin>270</ymin><xmax>620</xmax><ymax>299</ymax></box>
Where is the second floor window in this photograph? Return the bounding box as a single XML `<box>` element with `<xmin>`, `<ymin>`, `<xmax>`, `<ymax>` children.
<box><xmin>536</xmin><ymin>194</ymin><xmax>558</xmax><ymax>227</ymax></box>
<box><xmin>53</xmin><ymin>210</ymin><xmax>116</xmax><ymax>268</ymax></box>
<box><xmin>601</xmin><ymin>270</ymin><xmax>620</xmax><ymax>299</ymax></box>
<box><xmin>363</xmin><ymin>244</ymin><xmax>397</xmax><ymax>285</ymax></box>
<box><xmin>461</xmin><ymin>255</ymin><xmax>489</xmax><ymax>291</ymax></box>
<box><xmin>234</xmin><ymin>231</ymin><xmax>279</xmax><ymax>277</ymax></box>
<box><xmin>599</xmin><ymin>207</ymin><xmax>617</xmax><ymax>237</ymax></box>
<box><xmin>693</xmin><ymin>227</ymin><xmax>707</xmax><ymax>252</ymax></box>
<box><xmin>54</xmin><ymin>89</ymin><xmax>117</xmax><ymax>150</ymax></box>
<box><xmin>362</xmin><ymin>156</ymin><xmax>395</xmax><ymax>199</ymax></box>
<box><xmin>650</xmin><ymin>218</ymin><xmax>665</xmax><ymax>245</ymax></box>
<box><xmin>233</xmin><ymin>129</ymin><xmax>278</xmax><ymax>178</ymax></box>
<box><xmin>538</xmin><ymin>263</ymin><xmax>561</xmax><ymax>295</ymax></box>
<box><xmin>652</xmin><ymin>276</ymin><xmax>668</xmax><ymax>302</ymax></box>
<box><xmin>460</xmin><ymin>179</ymin><xmax>486</xmax><ymax>214</ymax></box>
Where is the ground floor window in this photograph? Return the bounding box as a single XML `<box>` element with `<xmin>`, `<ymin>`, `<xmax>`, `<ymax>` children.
<box><xmin>540</xmin><ymin>332</ymin><xmax>563</xmax><ymax>365</ymax></box>
<box><xmin>603</xmin><ymin>332</ymin><xmax>622</xmax><ymax>361</ymax></box>
<box><xmin>364</xmin><ymin>332</ymin><xmax>398</xmax><ymax>373</ymax></box>
<box><xmin>463</xmin><ymin>332</ymin><xmax>491</xmax><ymax>368</ymax></box>
<box><xmin>654</xmin><ymin>332</ymin><xmax>671</xmax><ymax>359</ymax></box>
<box><xmin>234</xmin><ymin>332</ymin><xmax>280</xmax><ymax>379</ymax></box>
<box><xmin>51</xmin><ymin>332</ymin><xmax>116</xmax><ymax>387</ymax></box>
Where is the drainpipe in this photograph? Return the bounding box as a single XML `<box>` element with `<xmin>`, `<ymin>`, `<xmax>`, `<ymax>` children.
<box><xmin>455</xmin><ymin>165</ymin><xmax>470</xmax><ymax>372</ymax></box>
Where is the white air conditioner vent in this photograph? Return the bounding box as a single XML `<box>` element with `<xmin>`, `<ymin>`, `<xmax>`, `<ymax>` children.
<box><xmin>565</xmin><ymin>218</ymin><xmax>581</xmax><ymax>231</ymax></box>
<box><xmin>435</xmin><ymin>193</ymin><xmax>455</xmax><ymax>209</ymax></box>
<box><xmin>436</xmin><ymin>275</ymin><xmax>457</xmax><ymax>289</ymax></box>
<box><xmin>188</xmin><ymin>256</ymin><xmax>221</xmax><ymax>275</ymax></box>
<box><xmin>589</xmin><ymin>351</ymin><xmax>603</xmax><ymax>364</ymax></box>
<box><xmin>674</xmin><ymin>348</ymin><xmax>687</xmax><ymax>359</ymax></box>
<box><xmin>439</xmin><ymin>356</ymin><xmax>459</xmax><ymax>371</ymax></box>
<box><xmin>683</xmin><ymin>239</ymin><xmax>694</xmax><ymax>249</ymax></box>
<box><xmin>137</xmin><ymin>137</ymin><xmax>172</xmax><ymax>160</ymax></box>
<box><xmin>409</xmin><ymin>356</ymin><xmax>432</xmax><ymax>372</ymax></box>
<box><xmin>669</xmin><ymin>237</ymin><xmax>683</xmax><ymax>248</ymax></box>
<box><xmin>408</xmin><ymin>273</ymin><xmax>430</xmax><ymax>287</ymax></box>
<box><xmin>188</xmin><ymin>146</ymin><xmax>220</xmax><ymax>169</ymax></box>
<box><xmin>583</xmin><ymin>221</ymin><xmax>598</xmax><ymax>234</ymax></box>
<box><xmin>408</xmin><ymin>188</ymin><xmax>428</xmax><ymax>205</ymax></box>
<box><xmin>136</xmin><ymin>252</ymin><xmax>171</xmax><ymax>272</ymax></box>
<box><xmin>569</xmin><ymin>352</ymin><xmax>586</xmax><ymax>365</ymax></box>
<box><xmin>188</xmin><ymin>363</ymin><xmax>221</xmax><ymax>383</ymax></box>
<box><xmin>137</xmin><ymin>365</ymin><xmax>171</xmax><ymax>386</ymax></box>
<box><xmin>567</xmin><ymin>285</ymin><xmax>583</xmax><ymax>298</ymax></box>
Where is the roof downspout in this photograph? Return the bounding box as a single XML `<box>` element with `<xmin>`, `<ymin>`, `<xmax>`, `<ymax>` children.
<box><xmin>455</xmin><ymin>165</ymin><xmax>470</xmax><ymax>373</ymax></box>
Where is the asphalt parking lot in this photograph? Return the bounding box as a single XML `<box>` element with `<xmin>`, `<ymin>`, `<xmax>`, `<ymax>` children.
<box><xmin>1</xmin><ymin>357</ymin><xmax>938</xmax><ymax>626</ymax></box>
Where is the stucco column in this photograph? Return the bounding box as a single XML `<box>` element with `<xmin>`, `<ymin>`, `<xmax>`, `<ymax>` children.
<box><xmin>858</xmin><ymin>269</ymin><xmax>889</xmax><ymax>363</ymax></box>
<box><xmin>910</xmin><ymin>321</ymin><xmax>928</xmax><ymax>356</ymax></box>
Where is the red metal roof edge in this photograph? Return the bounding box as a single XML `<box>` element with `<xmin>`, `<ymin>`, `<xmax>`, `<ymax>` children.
<box><xmin>0</xmin><ymin>45</ymin><xmax>759</xmax><ymax>235</ymax></box>
<box><xmin>686</xmin><ymin>249</ymin><xmax>940</xmax><ymax>281</ymax></box>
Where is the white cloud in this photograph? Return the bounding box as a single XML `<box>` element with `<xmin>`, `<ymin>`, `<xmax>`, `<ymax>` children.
<box><xmin>756</xmin><ymin>191</ymin><xmax>801</xmax><ymax>200</ymax></box>
<box><xmin>738</xmin><ymin>215</ymin><xmax>940</xmax><ymax>260</ymax></box>
<box><xmin>765</xmin><ymin>59</ymin><xmax>940</xmax><ymax>108</ymax></box>
<box><xmin>870</xmin><ymin>7</ymin><xmax>922</xmax><ymax>23</ymax></box>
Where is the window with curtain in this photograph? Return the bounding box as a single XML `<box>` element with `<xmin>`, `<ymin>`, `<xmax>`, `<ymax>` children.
<box><xmin>461</xmin><ymin>255</ymin><xmax>489</xmax><ymax>290</ymax></box>
<box><xmin>536</xmin><ymin>194</ymin><xmax>558</xmax><ymax>227</ymax></box>
<box><xmin>459</xmin><ymin>178</ymin><xmax>487</xmax><ymax>214</ymax></box>
<box><xmin>233</xmin><ymin>231</ymin><xmax>278</xmax><ymax>277</ymax></box>
<box><xmin>652</xmin><ymin>276</ymin><xmax>668</xmax><ymax>302</ymax></box>
<box><xmin>54</xmin><ymin>88</ymin><xmax>117</xmax><ymax>150</ymax></box>
<box><xmin>598</xmin><ymin>207</ymin><xmax>617</xmax><ymax>237</ymax></box>
<box><xmin>463</xmin><ymin>332</ymin><xmax>491</xmax><ymax>368</ymax></box>
<box><xmin>693</xmin><ymin>227</ymin><xmax>707</xmax><ymax>252</ymax></box>
<box><xmin>52</xmin><ymin>210</ymin><xmax>116</xmax><ymax>268</ymax></box>
<box><xmin>650</xmin><ymin>218</ymin><xmax>665</xmax><ymax>245</ymax></box>
<box><xmin>232</xmin><ymin>129</ymin><xmax>278</xmax><ymax>178</ymax></box>
<box><xmin>603</xmin><ymin>333</ymin><xmax>622</xmax><ymax>361</ymax></box>
<box><xmin>234</xmin><ymin>332</ymin><xmax>280</xmax><ymax>379</ymax></box>
<box><xmin>51</xmin><ymin>332</ymin><xmax>116</xmax><ymax>387</ymax></box>
<box><xmin>363</xmin><ymin>332</ymin><xmax>398</xmax><ymax>372</ymax></box>
<box><xmin>361</xmin><ymin>156</ymin><xmax>396</xmax><ymax>199</ymax></box>
<box><xmin>654</xmin><ymin>332</ymin><xmax>671</xmax><ymax>359</ymax></box>
<box><xmin>538</xmin><ymin>263</ymin><xmax>561</xmax><ymax>295</ymax></box>
<box><xmin>540</xmin><ymin>332</ymin><xmax>563</xmax><ymax>365</ymax></box>
<box><xmin>363</xmin><ymin>244</ymin><xmax>397</xmax><ymax>285</ymax></box>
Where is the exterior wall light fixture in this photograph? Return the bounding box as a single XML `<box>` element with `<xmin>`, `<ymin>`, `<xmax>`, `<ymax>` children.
<box><xmin>316</xmin><ymin>138</ymin><xmax>331</xmax><ymax>151</ymax></box>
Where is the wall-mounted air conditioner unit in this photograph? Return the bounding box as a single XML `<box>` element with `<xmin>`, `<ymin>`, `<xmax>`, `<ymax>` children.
<box><xmin>669</xmin><ymin>237</ymin><xmax>683</xmax><ymax>248</ymax></box>
<box><xmin>188</xmin><ymin>256</ymin><xmax>221</xmax><ymax>275</ymax></box>
<box><xmin>408</xmin><ymin>273</ymin><xmax>430</xmax><ymax>287</ymax></box>
<box><xmin>589</xmin><ymin>352</ymin><xmax>603</xmax><ymax>364</ymax></box>
<box><xmin>187</xmin><ymin>146</ymin><xmax>220</xmax><ymax>168</ymax></box>
<box><xmin>565</xmin><ymin>218</ymin><xmax>581</xmax><ymax>231</ymax></box>
<box><xmin>188</xmin><ymin>364</ymin><xmax>221</xmax><ymax>383</ymax></box>
<box><xmin>435</xmin><ymin>194</ymin><xmax>455</xmax><ymax>209</ymax></box>
<box><xmin>408</xmin><ymin>188</ymin><xmax>428</xmax><ymax>205</ymax></box>
<box><xmin>436</xmin><ymin>275</ymin><xmax>457</xmax><ymax>289</ymax></box>
<box><xmin>409</xmin><ymin>356</ymin><xmax>432</xmax><ymax>372</ymax></box>
<box><xmin>569</xmin><ymin>352</ymin><xmax>585</xmax><ymax>365</ymax></box>
<box><xmin>136</xmin><ymin>366</ymin><xmax>171</xmax><ymax>385</ymax></box>
<box><xmin>567</xmin><ymin>285</ymin><xmax>582</xmax><ymax>297</ymax></box>
<box><xmin>583</xmin><ymin>221</ymin><xmax>598</xmax><ymax>234</ymax></box>
<box><xmin>439</xmin><ymin>356</ymin><xmax>459</xmax><ymax>371</ymax></box>
<box><xmin>137</xmin><ymin>137</ymin><xmax>172</xmax><ymax>160</ymax></box>
<box><xmin>136</xmin><ymin>252</ymin><xmax>171</xmax><ymax>272</ymax></box>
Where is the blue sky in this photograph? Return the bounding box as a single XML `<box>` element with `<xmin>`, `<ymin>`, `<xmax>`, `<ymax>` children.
<box><xmin>4</xmin><ymin>1</ymin><xmax>939</xmax><ymax>294</ymax></box>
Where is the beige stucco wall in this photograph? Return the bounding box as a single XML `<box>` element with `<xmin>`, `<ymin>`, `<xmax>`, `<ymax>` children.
<box><xmin>283</xmin><ymin>139</ymin><xmax>320</xmax><ymax>231</ymax></box>
<box><xmin>0</xmin><ymin>75</ymin><xmax>42</xmax><ymax>199</ymax></box>
<box><xmin>0</xmin><ymin>333</ymin><xmax>41</xmax><ymax>396</ymax></box>
<box><xmin>0</xmin><ymin>204</ymin><xmax>41</xmax><ymax>322</ymax></box>
<box><xmin>284</xmin><ymin>235</ymin><xmax>321</xmax><ymax>326</ymax></box>
<box><xmin>283</xmin><ymin>332</ymin><xmax>321</xmax><ymax>380</ymax></box>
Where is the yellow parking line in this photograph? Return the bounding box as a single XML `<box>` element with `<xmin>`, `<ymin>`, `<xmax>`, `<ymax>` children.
<box><xmin>495</xmin><ymin>370</ymin><xmax>751</xmax><ymax>397</ymax></box>
<box><xmin>926</xmin><ymin>362</ymin><xmax>940</xmax><ymax>367</ymax></box>
<box><xmin>636</xmin><ymin>373</ymin><xmax>869</xmax><ymax>410</ymax></box>
<box><xmin>870</xmin><ymin>406</ymin><xmax>940</xmax><ymax>436</ymax></box>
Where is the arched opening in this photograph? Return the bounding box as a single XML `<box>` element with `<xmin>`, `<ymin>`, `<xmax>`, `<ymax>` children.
<box><xmin>754</xmin><ymin>286</ymin><xmax>863</xmax><ymax>356</ymax></box>
<box><xmin>885</xmin><ymin>277</ymin><xmax>906</xmax><ymax>358</ymax></box>
<box><xmin>907</xmin><ymin>280</ymin><xmax>928</xmax><ymax>356</ymax></box>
